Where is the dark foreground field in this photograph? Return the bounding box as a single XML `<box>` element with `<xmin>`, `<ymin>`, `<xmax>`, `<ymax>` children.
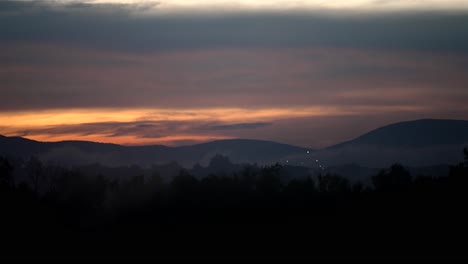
<box><xmin>3</xmin><ymin>206</ymin><xmax>468</xmax><ymax>261</ymax></box>
<box><xmin>1</xmin><ymin>153</ymin><xmax>468</xmax><ymax>261</ymax></box>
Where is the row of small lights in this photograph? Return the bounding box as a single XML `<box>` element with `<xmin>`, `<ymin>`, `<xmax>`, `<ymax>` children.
<box><xmin>285</xmin><ymin>150</ymin><xmax>325</xmax><ymax>170</ymax></box>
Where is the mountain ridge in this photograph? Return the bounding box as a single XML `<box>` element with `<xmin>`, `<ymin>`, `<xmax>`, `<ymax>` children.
<box><xmin>3</xmin><ymin>118</ymin><xmax>467</xmax><ymax>149</ymax></box>
<box><xmin>1</xmin><ymin>119</ymin><xmax>467</xmax><ymax>167</ymax></box>
<box><xmin>0</xmin><ymin>136</ymin><xmax>307</xmax><ymax>167</ymax></box>
<box><xmin>328</xmin><ymin>118</ymin><xmax>468</xmax><ymax>149</ymax></box>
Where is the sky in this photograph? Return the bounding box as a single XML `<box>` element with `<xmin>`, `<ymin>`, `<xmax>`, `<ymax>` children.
<box><xmin>1</xmin><ymin>0</ymin><xmax>468</xmax><ymax>147</ymax></box>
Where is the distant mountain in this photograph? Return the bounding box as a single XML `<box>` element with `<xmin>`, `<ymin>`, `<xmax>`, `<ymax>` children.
<box><xmin>315</xmin><ymin>119</ymin><xmax>468</xmax><ymax>167</ymax></box>
<box><xmin>1</xmin><ymin>119</ymin><xmax>467</xmax><ymax>168</ymax></box>
<box><xmin>174</xmin><ymin>139</ymin><xmax>308</xmax><ymax>165</ymax></box>
<box><xmin>0</xmin><ymin>136</ymin><xmax>307</xmax><ymax>167</ymax></box>
<box><xmin>330</xmin><ymin>119</ymin><xmax>468</xmax><ymax>148</ymax></box>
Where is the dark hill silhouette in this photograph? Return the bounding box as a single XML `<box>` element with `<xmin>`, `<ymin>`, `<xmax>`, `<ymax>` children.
<box><xmin>1</xmin><ymin>119</ymin><xmax>467</xmax><ymax>168</ymax></box>
<box><xmin>316</xmin><ymin>119</ymin><xmax>468</xmax><ymax>167</ymax></box>
<box><xmin>0</xmin><ymin>136</ymin><xmax>307</xmax><ymax>167</ymax></box>
<box><xmin>175</xmin><ymin>139</ymin><xmax>308</xmax><ymax>165</ymax></box>
<box><xmin>0</xmin><ymin>136</ymin><xmax>45</xmax><ymax>156</ymax></box>
<box><xmin>330</xmin><ymin>119</ymin><xmax>468</xmax><ymax>148</ymax></box>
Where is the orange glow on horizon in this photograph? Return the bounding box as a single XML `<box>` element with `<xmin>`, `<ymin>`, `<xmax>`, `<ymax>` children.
<box><xmin>0</xmin><ymin>106</ymin><xmax>336</xmax><ymax>145</ymax></box>
<box><xmin>0</xmin><ymin>105</ymin><xmax>425</xmax><ymax>146</ymax></box>
<box><xmin>0</xmin><ymin>106</ymin><xmax>347</xmax><ymax>127</ymax></box>
<box><xmin>21</xmin><ymin>133</ymin><xmax>233</xmax><ymax>146</ymax></box>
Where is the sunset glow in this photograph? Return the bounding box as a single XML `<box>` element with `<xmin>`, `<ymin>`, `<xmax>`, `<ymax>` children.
<box><xmin>0</xmin><ymin>106</ymin><xmax>368</xmax><ymax>145</ymax></box>
<box><xmin>1</xmin><ymin>0</ymin><xmax>468</xmax><ymax>147</ymax></box>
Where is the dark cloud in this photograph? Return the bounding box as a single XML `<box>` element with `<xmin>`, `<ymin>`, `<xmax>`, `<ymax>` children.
<box><xmin>1</xmin><ymin>1</ymin><xmax>467</xmax><ymax>112</ymax></box>
<box><xmin>1</xmin><ymin>45</ymin><xmax>467</xmax><ymax>111</ymax></box>
<box><xmin>1</xmin><ymin>1</ymin><xmax>468</xmax><ymax>53</ymax></box>
<box><xmin>320</xmin><ymin>63</ymin><xmax>418</xmax><ymax>80</ymax></box>
<box><xmin>9</xmin><ymin>120</ymin><xmax>273</xmax><ymax>140</ymax></box>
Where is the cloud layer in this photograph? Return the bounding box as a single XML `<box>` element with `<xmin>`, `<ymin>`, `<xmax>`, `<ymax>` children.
<box><xmin>1</xmin><ymin>0</ymin><xmax>468</xmax><ymax>146</ymax></box>
<box><xmin>5</xmin><ymin>0</ymin><xmax>468</xmax><ymax>13</ymax></box>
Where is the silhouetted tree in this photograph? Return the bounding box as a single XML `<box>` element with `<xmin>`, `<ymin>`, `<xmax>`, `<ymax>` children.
<box><xmin>191</xmin><ymin>163</ymin><xmax>204</xmax><ymax>179</ymax></box>
<box><xmin>464</xmin><ymin>147</ymin><xmax>468</xmax><ymax>167</ymax></box>
<box><xmin>208</xmin><ymin>154</ymin><xmax>235</xmax><ymax>176</ymax></box>
<box><xmin>147</xmin><ymin>172</ymin><xmax>165</xmax><ymax>192</ymax></box>
<box><xmin>285</xmin><ymin>176</ymin><xmax>315</xmax><ymax>196</ymax></box>
<box><xmin>170</xmin><ymin>170</ymin><xmax>199</xmax><ymax>206</ymax></box>
<box><xmin>92</xmin><ymin>174</ymin><xmax>110</xmax><ymax>209</ymax></box>
<box><xmin>0</xmin><ymin>157</ymin><xmax>14</xmax><ymax>189</ymax></box>
<box><xmin>447</xmin><ymin>148</ymin><xmax>468</xmax><ymax>192</ymax></box>
<box><xmin>317</xmin><ymin>173</ymin><xmax>350</xmax><ymax>193</ymax></box>
<box><xmin>25</xmin><ymin>157</ymin><xmax>44</xmax><ymax>196</ymax></box>
<box><xmin>239</xmin><ymin>164</ymin><xmax>257</xmax><ymax>192</ymax></box>
<box><xmin>256</xmin><ymin>163</ymin><xmax>283</xmax><ymax>196</ymax></box>
<box><xmin>372</xmin><ymin>163</ymin><xmax>412</xmax><ymax>192</ymax></box>
<box><xmin>352</xmin><ymin>181</ymin><xmax>364</xmax><ymax>194</ymax></box>
<box><xmin>284</xmin><ymin>176</ymin><xmax>316</xmax><ymax>208</ymax></box>
<box><xmin>209</xmin><ymin>154</ymin><xmax>232</xmax><ymax>169</ymax></box>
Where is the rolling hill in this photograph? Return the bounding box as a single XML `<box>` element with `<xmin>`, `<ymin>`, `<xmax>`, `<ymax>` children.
<box><xmin>330</xmin><ymin>119</ymin><xmax>468</xmax><ymax>148</ymax></box>
<box><xmin>0</xmin><ymin>136</ymin><xmax>307</xmax><ymax>167</ymax></box>
<box><xmin>1</xmin><ymin>119</ymin><xmax>467</xmax><ymax>168</ymax></box>
<box><xmin>315</xmin><ymin>119</ymin><xmax>468</xmax><ymax>167</ymax></box>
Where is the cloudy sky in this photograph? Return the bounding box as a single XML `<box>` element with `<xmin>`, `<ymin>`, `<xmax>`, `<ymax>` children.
<box><xmin>1</xmin><ymin>0</ymin><xmax>468</xmax><ymax>147</ymax></box>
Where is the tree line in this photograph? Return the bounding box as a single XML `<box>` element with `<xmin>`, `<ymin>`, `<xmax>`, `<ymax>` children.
<box><xmin>1</xmin><ymin>148</ymin><xmax>467</xmax><ymax>259</ymax></box>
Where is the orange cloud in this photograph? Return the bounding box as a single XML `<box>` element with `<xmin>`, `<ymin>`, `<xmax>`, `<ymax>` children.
<box><xmin>0</xmin><ymin>105</ymin><xmax>431</xmax><ymax>146</ymax></box>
